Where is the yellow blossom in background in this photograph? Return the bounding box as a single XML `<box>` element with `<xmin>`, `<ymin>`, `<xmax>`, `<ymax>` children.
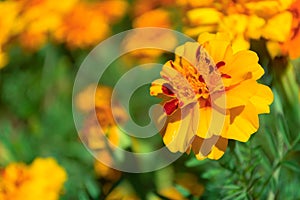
<box><xmin>123</xmin><ymin>7</ymin><xmax>177</xmax><ymax>64</ymax></box>
<box><xmin>0</xmin><ymin>158</ymin><xmax>67</xmax><ymax>200</ymax></box>
<box><xmin>0</xmin><ymin>1</ymin><xmax>20</xmax><ymax>45</ymax></box>
<box><xmin>15</xmin><ymin>0</ymin><xmax>77</xmax><ymax>50</ymax></box>
<box><xmin>76</xmin><ymin>84</ymin><xmax>127</xmax><ymax>149</ymax></box>
<box><xmin>0</xmin><ymin>0</ymin><xmax>127</xmax><ymax>52</ymax></box>
<box><xmin>150</xmin><ymin>32</ymin><xmax>273</xmax><ymax>160</ymax></box>
<box><xmin>76</xmin><ymin>84</ymin><xmax>129</xmax><ymax>190</ymax></box>
<box><xmin>182</xmin><ymin>0</ymin><xmax>296</xmax><ymax>53</ymax></box>
<box><xmin>0</xmin><ymin>1</ymin><xmax>20</xmax><ymax>68</ymax></box>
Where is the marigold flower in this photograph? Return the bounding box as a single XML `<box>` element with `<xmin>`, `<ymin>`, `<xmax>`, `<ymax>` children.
<box><xmin>0</xmin><ymin>158</ymin><xmax>67</xmax><ymax>200</ymax></box>
<box><xmin>16</xmin><ymin>0</ymin><xmax>77</xmax><ymax>50</ymax></box>
<box><xmin>0</xmin><ymin>1</ymin><xmax>20</xmax><ymax>45</ymax></box>
<box><xmin>183</xmin><ymin>0</ymin><xmax>295</xmax><ymax>53</ymax></box>
<box><xmin>150</xmin><ymin>32</ymin><xmax>273</xmax><ymax>160</ymax></box>
<box><xmin>77</xmin><ymin>84</ymin><xmax>127</xmax><ymax>149</ymax></box>
<box><xmin>54</xmin><ymin>0</ymin><xmax>127</xmax><ymax>49</ymax></box>
<box><xmin>281</xmin><ymin>0</ymin><xmax>300</xmax><ymax>59</ymax></box>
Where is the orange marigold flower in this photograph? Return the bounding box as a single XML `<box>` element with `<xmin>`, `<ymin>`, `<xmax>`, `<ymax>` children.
<box><xmin>0</xmin><ymin>158</ymin><xmax>67</xmax><ymax>200</ymax></box>
<box><xmin>54</xmin><ymin>0</ymin><xmax>127</xmax><ymax>49</ymax></box>
<box><xmin>150</xmin><ymin>32</ymin><xmax>273</xmax><ymax>160</ymax></box>
<box><xmin>281</xmin><ymin>0</ymin><xmax>300</xmax><ymax>59</ymax></box>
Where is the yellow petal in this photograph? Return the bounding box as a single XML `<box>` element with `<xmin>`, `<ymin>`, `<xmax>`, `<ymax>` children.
<box><xmin>192</xmin><ymin>136</ymin><xmax>228</xmax><ymax>160</ymax></box>
<box><xmin>222</xmin><ymin>50</ymin><xmax>264</xmax><ymax>85</ymax></box>
<box><xmin>225</xmin><ymin>103</ymin><xmax>259</xmax><ymax>142</ymax></box>
<box><xmin>249</xmin><ymin>85</ymin><xmax>274</xmax><ymax>114</ymax></box>
<box><xmin>163</xmin><ymin>103</ymin><xmax>200</xmax><ymax>152</ymax></box>
<box><xmin>198</xmin><ymin>32</ymin><xmax>233</xmax><ymax>63</ymax></box>
<box><xmin>187</xmin><ymin>8</ymin><xmax>222</xmax><ymax>26</ymax></box>
<box><xmin>197</xmin><ymin>107</ymin><xmax>211</xmax><ymax>138</ymax></box>
<box><xmin>262</xmin><ymin>11</ymin><xmax>293</xmax><ymax>42</ymax></box>
<box><xmin>226</xmin><ymin>79</ymin><xmax>273</xmax><ymax>111</ymax></box>
<box><xmin>150</xmin><ymin>79</ymin><xmax>166</xmax><ymax>96</ymax></box>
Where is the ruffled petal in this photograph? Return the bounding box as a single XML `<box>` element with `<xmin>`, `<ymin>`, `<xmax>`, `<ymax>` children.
<box><xmin>192</xmin><ymin>136</ymin><xmax>228</xmax><ymax>160</ymax></box>
<box><xmin>224</xmin><ymin>103</ymin><xmax>259</xmax><ymax>142</ymax></box>
<box><xmin>163</xmin><ymin>103</ymin><xmax>200</xmax><ymax>152</ymax></box>
<box><xmin>221</xmin><ymin>50</ymin><xmax>264</xmax><ymax>85</ymax></box>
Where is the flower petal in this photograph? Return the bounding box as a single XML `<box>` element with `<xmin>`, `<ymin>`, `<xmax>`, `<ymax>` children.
<box><xmin>163</xmin><ymin>103</ymin><xmax>200</xmax><ymax>152</ymax></box>
<box><xmin>221</xmin><ymin>50</ymin><xmax>264</xmax><ymax>85</ymax></box>
<box><xmin>226</xmin><ymin>79</ymin><xmax>273</xmax><ymax>113</ymax></box>
<box><xmin>150</xmin><ymin>79</ymin><xmax>167</xmax><ymax>96</ymax></box>
<box><xmin>224</xmin><ymin>103</ymin><xmax>259</xmax><ymax>142</ymax></box>
<box><xmin>192</xmin><ymin>136</ymin><xmax>228</xmax><ymax>160</ymax></box>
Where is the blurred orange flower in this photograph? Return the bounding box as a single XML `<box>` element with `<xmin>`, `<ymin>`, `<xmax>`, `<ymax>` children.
<box><xmin>281</xmin><ymin>0</ymin><xmax>300</xmax><ymax>59</ymax></box>
<box><xmin>76</xmin><ymin>84</ymin><xmax>128</xmax><ymax>149</ymax></box>
<box><xmin>54</xmin><ymin>0</ymin><xmax>127</xmax><ymax>49</ymax></box>
<box><xmin>54</xmin><ymin>2</ymin><xmax>109</xmax><ymax>49</ymax></box>
<box><xmin>150</xmin><ymin>32</ymin><xmax>273</xmax><ymax>160</ymax></box>
<box><xmin>16</xmin><ymin>0</ymin><xmax>77</xmax><ymax>50</ymax></box>
<box><xmin>0</xmin><ymin>158</ymin><xmax>67</xmax><ymax>200</ymax></box>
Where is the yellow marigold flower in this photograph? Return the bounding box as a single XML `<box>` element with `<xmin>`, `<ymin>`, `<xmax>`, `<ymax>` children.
<box><xmin>0</xmin><ymin>158</ymin><xmax>67</xmax><ymax>200</ymax></box>
<box><xmin>16</xmin><ymin>0</ymin><xmax>77</xmax><ymax>50</ymax></box>
<box><xmin>183</xmin><ymin>0</ymin><xmax>295</xmax><ymax>52</ymax></box>
<box><xmin>77</xmin><ymin>84</ymin><xmax>127</xmax><ymax>149</ymax></box>
<box><xmin>150</xmin><ymin>32</ymin><xmax>273</xmax><ymax>160</ymax></box>
<box><xmin>0</xmin><ymin>1</ymin><xmax>20</xmax><ymax>45</ymax></box>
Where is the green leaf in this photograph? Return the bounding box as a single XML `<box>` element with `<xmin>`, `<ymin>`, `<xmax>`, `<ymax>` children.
<box><xmin>282</xmin><ymin>161</ymin><xmax>300</xmax><ymax>172</ymax></box>
<box><xmin>85</xmin><ymin>178</ymin><xmax>101</xmax><ymax>199</ymax></box>
<box><xmin>185</xmin><ymin>157</ymin><xmax>208</xmax><ymax>167</ymax></box>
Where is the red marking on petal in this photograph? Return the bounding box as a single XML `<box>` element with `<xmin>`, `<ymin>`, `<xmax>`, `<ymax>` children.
<box><xmin>170</xmin><ymin>60</ymin><xmax>175</xmax><ymax>68</ymax></box>
<box><xmin>162</xmin><ymin>84</ymin><xmax>174</xmax><ymax>96</ymax></box>
<box><xmin>164</xmin><ymin>98</ymin><xmax>179</xmax><ymax>115</ymax></box>
<box><xmin>199</xmin><ymin>75</ymin><xmax>205</xmax><ymax>83</ymax></box>
<box><xmin>216</xmin><ymin>61</ymin><xmax>225</xmax><ymax>69</ymax></box>
<box><xmin>221</xmin><ymin>73</ymin><xmax>231</xmax><ymax>79</ymax></box>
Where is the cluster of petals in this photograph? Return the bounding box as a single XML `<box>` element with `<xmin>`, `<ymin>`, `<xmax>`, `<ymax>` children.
<box><xmin>0</xmin><ymin>158</ymin><xmax>67</xmax><ymax>200</ymax></box>
<box><xmin>182</xmin><ymin>0</ymin><xmax>300</xmax><ymax>58</ymax></box>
